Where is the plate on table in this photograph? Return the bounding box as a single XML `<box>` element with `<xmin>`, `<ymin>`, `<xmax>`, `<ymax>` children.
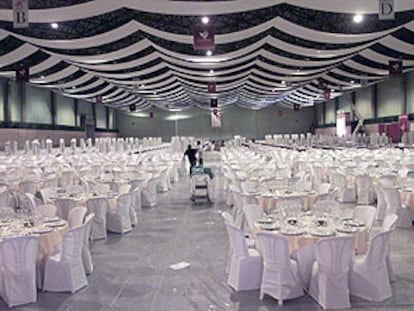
<box><xmin>44</xmin><ymin>220</ymin><xmax>66</xmax><ymax>228</ymax></box>
<box><xmin>281</xmin><ymin>228</ymin><xmax>305</xmax><ymax>236</ymax></box>
<box><xmin>310</xmin><ymin>229</ymin><xmax>335</xmax><ymax>237</ymax></box>
<box><xmin>43</xmin><ymin>216</ymin><xmax>60</xmax><ymax>223</ymax></box>
<box><xmin>32</xmin><ymin>227</ymin><xmax>53</xmax><ymax>234</ymax></box>
<box><xmin>402</xmin><ymin>188</ymin><xmax>413</xmax><ymax>192</ymax></box>
<box><xmin>256</xmin><ymin>217</ymin><xmax>274</xmax><ymax>225</ymax></box>
<box><xmin>259</xmin><ymin>223</ymin><xmax>279</xmax><ymax>231</ymax></box>
<box><xmin>336</xmin><ymin>226</ymin><xmax>358</xmax><ymax>234</ymax></box>
<box><xmin>343</xmin><ymin>219</ymin><xmax>365</xmax><ymax>227</ymax></box>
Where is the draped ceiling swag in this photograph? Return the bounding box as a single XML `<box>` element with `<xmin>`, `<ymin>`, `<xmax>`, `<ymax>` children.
<box><xmin>0</xmin><ymin>1</ymin><xmax>414</xmax><ymax>112</ymax></box>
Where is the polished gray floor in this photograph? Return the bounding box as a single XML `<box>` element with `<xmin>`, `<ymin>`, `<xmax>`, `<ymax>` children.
<box><xmin>4</xmin><ymin>169</ymin><xmax>414</xmax><ymax>310</ymax></box>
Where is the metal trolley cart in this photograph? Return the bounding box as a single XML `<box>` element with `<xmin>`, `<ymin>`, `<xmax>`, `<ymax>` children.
<box><xmin>190</xmin><ymin>166</ymin><xmax>214</xmax><ymax>202</ymax></box>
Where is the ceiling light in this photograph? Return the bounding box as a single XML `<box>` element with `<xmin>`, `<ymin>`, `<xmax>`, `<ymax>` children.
<box><xmin>281</xmin><ymin>80</ymin><xmax>286</xmax><ymax>85</ymax></box>
<box><xmin>350</xmin><ymin>80</ymin><xmax>355</xmax><ymax>84</ymax></box>
<box><xmin>40</xmin><ymin>75</ymin><xmax>44</xmax><ymax>79</ymax></box>
<box><xmin>51</xmin><ymin>22</ymin><xmax>59</xmax><ymax>29</ymax></box>
<box><xmin>72</xmin><ymin>86</ymin><xmax>76</xmax><ymax>89</ymax></box>
<box><xmin>353</xmin><ymin>14</ymin><xmax>363</xmax><ymax>23</ymax></box>
<box><xmin>331</xmin><ymin>89</ymin><xmax>335</xmax><ymax>92</ymax></box>
<box><xmin>201</xmin><ymin>16</ymin><xmax>209</xmax><ymax>24</ymax></box>
<box><xmin>206</xmin><ymin>50</ymin><xmax>212</xmax><ymax>56</ymax></box>
<box><xmin>139</xmin><ymin>84</ymin><xmax>145</xmax><ymax>88</ymax></box>
<box><xmin>153</xmin><ymin>91</ymin><xmax>157</xmax><ymax>95</ymax></box>
<box><xmin>209</xmin><ymin>69</ymin><xmax>214</xmax><ymax>74</ymax></box>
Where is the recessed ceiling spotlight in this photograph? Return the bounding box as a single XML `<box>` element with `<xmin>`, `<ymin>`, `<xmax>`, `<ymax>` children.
<box><xmin>281</xmin><ymin>80</ymin><xmax>286</xmax><ymax>85</ymax></box>
<box><xmin>201</xmin><ymin>16</ymin><xmax>210</xmax><ymax>24</ymax></box>
<box><xmin>331</xmin><ymin>89</ymin><xmax>335</xmax><ymax>92</ymax></box>
<box><xmin>350</xmin><ymin>80</ymin><xmax>355</xmax><ymax>84</ymax></box>
<box><xmin>206</xmin><ymin>50</ymin><xmax>212</xmax><ymax>56</ymax></box>
<box><xmin>40</xmin><ymin>75</ymin><xmax>45</xmax><ymax>79</ymax></box>
<box><xmin>51</xmin><ymin>22</ymin><xmax>59</xmax><ymax>29</ymax></box>
<box><xmin>209</xmin><ymin>69</ymin><xmax>214</xmax><ymax>74</ymax></box>
<box><xmin>139</xmin><ymin>84</ymin><xmax>145</xmax><ymax>88</ymax></box>
<box><xmin>72</xmin><ymin>86</ymin><xmax>76</xmax><ymax>89</ymax></box>
<box><xmin>153</xmin><ymin>91</ymin><xmax>157</xmax><ymax>95</ymax></box>
<box><xmin>353</xmin><ymin>14</ymin><xmax>363</xmax><ymax>23</ymax></box>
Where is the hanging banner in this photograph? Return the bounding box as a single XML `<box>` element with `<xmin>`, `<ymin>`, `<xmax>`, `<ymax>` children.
<box><xmin>323</xmin><ymin>89</ymin><xmax>331</xmax><ymax>100</ymax></box>
<box><xmin>15</xmin><ymin>65</ymin><xmax>29</xmax><ymax>82</ymax></box>
<box><xmin>379</xmin><ymin>0</ymin><xmax>395</xmax><ymax>20</ymax></box>
<box><xmin>210</xmin><ymin>98</ymin><xmax>218</xmax><ymax>108</ymax></box>
<box><xmin>13</xmin><ymin>0</ymin><xmax>29</xmax><ymax>28</ymax></box>
<box><xmin>389</xmin><ymin>60</ymin><xmax>403</xmax><ymax>76</ymax></box>
<box><xmin>211</xmin><ymin>109</ymin><xmax>221</xmax><ymax>128</ymax></box>
<box><xmin>95</xmin><ymin>95</ymin><xmax>103</xmax><ymax>104</ymax></box>
<box><xmin>208</xmin><ymin>81</ymin><xmax>216</xmax><ymax>93</ymax></box>
<box><xmin>193</xmin><ymin>25</ymin><xmax>215</xmax><ymax>50</ymax></box>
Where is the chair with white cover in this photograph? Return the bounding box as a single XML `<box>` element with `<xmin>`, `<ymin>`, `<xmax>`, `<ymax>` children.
<box><xmin>86</xmin><ymin>197</ymin><xmax>109</xmax><ymax>240</ymax></box>
<box><xmin>0</xmin><ymin>236</ymin><xmax>38</xmax><ymax>307</ymax></box>
<box><xmin>0</xmin><ymin>188</ymin><xmax>15</xmax><ymax>207</ymax></box>
<box><xmin>221</xmin><ymin>211</ymin><xmax>234</xmax><ymax>225</ymax></box>
<box><xmin>352</xmin><ymin>205</ymin><xmax>377</xmax><ymax>235</ymax></box>
<box><xmin>333</xmin><ymin>173</ymin><xmax>356</xmax><ymax>203</ymax></box>
<box><xmin>18</xmin><ymin>180</ymin><xmax>37</xmax><ymax>195</ymax></box>
<box><xmin>118</xmin><ymin>184</ymin><xmax>130</xmax><ymax>195</ymax></box>
<box><xmin>36</xmin><ymin>204</ymin><xmax>57</xmax><ymax>217</ymax></box>
<box><xmin>256</xmin><ymin>232</ymin><xmax>304</xmax><ymax>305</ymax></box>
<box><xmin>350</xmin><ymin>230</ymin><xmax>392</xmax><ymax>302</ymax></box>
<box><xmin>317</xmin><ymin>183</ymin><xmax>331</xmax><ymax>195</ymax></box>
<box><xmin>59</xmin><ymin>170</ymin><xmax>74</xmax><ymax>187</ymax></box>
<box><xmin>381</xmin><ymin>213</ymin><xmax>398</xmax><ymax>282</ymax></box>
<box><xmin>42</xmin><ymin>176</ymin><xmax>59</xmax><ymax>189</ymax></box>
<box><xmin>355</xmin><ymin>174</ymin><xmax>374</xmax><ymax>205</ymax></box>
<box><xmin>382</xmin><ymin>186</ymin><xmax>413</xmax><ymax>228</ymax></box>
<box><xmin>243</xmin><ymin>204</ymin><xmax>262</xmax><ymax>233</ymax></box>
<box><xmin>39</xmin><ymin>187</ymin><xmax>56</xmax><ymax>204</ymax></box>
<box><xmin>42</xmin><ymin>225</ymin><xmax>87</xmax><ymax>293</ymax></box>
<box><xmin>19</xmin><ymin>193</ymin><xmax>38</xmax><ymax>210</ymax></box>
<box><xmin>156</xmin><ymin>168</ymin><xmax>169</xmax><ymax>193</ymax></box>
<box><xmin>82</xmin><ymin>213</ymin><xmax>95</xmax><ymax>275</ymax></box>
<box><xmin>107</xmin><ymin>193</ymin><xmax>132</xmax><ymax>234</ymax></box>
<box><xmin>225</xmin><ymin>223</ymin><xmax>262</xmax><ymax>291</ymax></box>
<box><xmin>373</xmin><ymin>183</ymin><xmax>387</xmax><ymax>221</ymax></box>
<box><xmin>68</xmin><ymin>206</ymin><xmax>87</xmax><ymax>229</ymax></box>
<box><xmin>141</xmin><ymin>177</ymin><xmax>158</xmax><ymax>207</ymax></box>
<box><xmin>309</xmin><ymin>236</ymin><xmax>354</xmax><ymax>310</ymax></box>
<box><xmin>55</xmin><ymin>198</ymin><xmax>76</xmax><ymax>220</ymax></box>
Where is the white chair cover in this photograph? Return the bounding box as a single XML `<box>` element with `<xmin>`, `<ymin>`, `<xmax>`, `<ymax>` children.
<box><xmin>353</xmin><ymin>205</ymin><xmax>376</xmax><ymax>235</ymax></box>
<box><xmin>141</xmin><ymin>177</ymin><xmax>157</xmax><ymax>207</ymax></box>
<box><xmin>68</xmin><ymin>206</ymin><xmax>87</xmax><ymax>229</ymax></box>
<box><xmin>86</xmin><ymin>197</ymin><xmax>109</xmax><ymax>240</ymax></box>
<box><xmin>0</xmin><ymin>188</ymin><xmax>15</xmax><ymax>207</ymax></box>
<box><xmin>373</xmin><ymin>184</ymin><xmax>387</xmax><ymax>221</ymax></box>
<box><xmin>225</xmin><ymin>223</ymin><xmax>262</xmax><ymax>291</ymax></box>
<box><xmin>242</xmin><ymin>204</ymin><xmax>262</xmax><ymax>233</ymax></box>
<box><xmin>82</xmin><ymin>213</ymin><xmax>95</xmax><ymax>274</ymax></box>
<box><xmin>309</xmin><ymin>236</ymin><xmax>354</xmax><ymax>310</ymax></box>
<box><xmin>382</xmin><ymin>186</ymin><xmax>413</xmax><ymax>228</ymax></box>
<box><xmin>43</xmin><ymin>226</ymin><xmax>88</xmax><ymax>293</ymax></box>
<box><xmin>0</xmin><ymin>236</ymin><xmax>38</xmax><ymax>307</ymax></box>
<box><xmin>156</xmin><ymin>168</ymin><xmax>170</xmax><ymax>193</ymax></box>
<box><xmin>107</xmin><ymin>193</ymin><xmax>132</xmax><ymax>234</ymax></box>
<box><xmin>55</xmin><ymin>198</ymin><xmax>76</xmax><ymax>220</ymax></box>
<box><xmin>350</xmin><ymin>230</ymin><xmax>392</xmax><ymax>301</ymax></box>
<box><xmin>39</xmin><ymin>187</ymin><xmax>56</xmax><ymax>204</ymax></box>
<box><xmin>355</xmin><ymin>174</ymin><xmax>374</xmax><ymax>205</ymax></box>
<box><xmin>256</xmin><ymin>232</ymin><xmax>304</xmax><ymax>305</ymax></box>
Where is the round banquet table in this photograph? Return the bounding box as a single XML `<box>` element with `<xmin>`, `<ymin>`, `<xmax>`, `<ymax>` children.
<box><xmin>256</xmin><ymin>190</ymin><xmax>317</xmax><ymax>213</ymax></box>
<box><xmin>0</xmin><ymin>218</ymin><xmax>68</xmax><ymax>263</ymax></box>
<box><xmin>253</xmin><ymin>215</ymin><xmax>368</xmax><ymax>287</ymax></box>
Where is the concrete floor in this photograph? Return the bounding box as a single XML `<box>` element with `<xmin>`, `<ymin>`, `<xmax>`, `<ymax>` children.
<box><xmin>4</xmin><ymin>169</ymin><xmax>414</xmax><ymax>310</ymax></box>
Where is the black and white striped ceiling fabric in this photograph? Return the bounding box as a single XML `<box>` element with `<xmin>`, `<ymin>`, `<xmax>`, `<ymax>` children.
<box><xmin>0</xmin><ymin>0</ymin><xmax>413</xmax><ymax>111</ymax></box>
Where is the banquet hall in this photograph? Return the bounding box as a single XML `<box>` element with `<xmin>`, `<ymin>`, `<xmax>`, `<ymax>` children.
<box><xmin>0</xmin><ymin>1</ymin><xmax>414</xmax><ymax>310</ymax></box>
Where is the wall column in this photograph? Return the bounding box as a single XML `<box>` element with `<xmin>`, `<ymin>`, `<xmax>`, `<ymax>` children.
<box><xmin>74</xmin><ymin>98</ymin><xmax>79</xmax><ymax>127</ymax></box>
<box><xmin>372</xmin><ymin>85</ymin><xmax>378</xmax><ymax>118</ymax></box>
<box><xmin>50</xmin><ymin>92</ymin><xmax>56</xmax><ymax>126</ymax></box>
<box><xmin>19</xmin><ymin>83</ymin><xmax>26</xmax><ymax>122</ymax></box>
<box><xmin>3</xmin><ymin>79</ymin><xmax>10</xmax><ymax>122</ymax></box>
<box><xmin>402</xmin><ymin>74</ymin><xmax>408</xmax><ymax>115</ymax></box>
